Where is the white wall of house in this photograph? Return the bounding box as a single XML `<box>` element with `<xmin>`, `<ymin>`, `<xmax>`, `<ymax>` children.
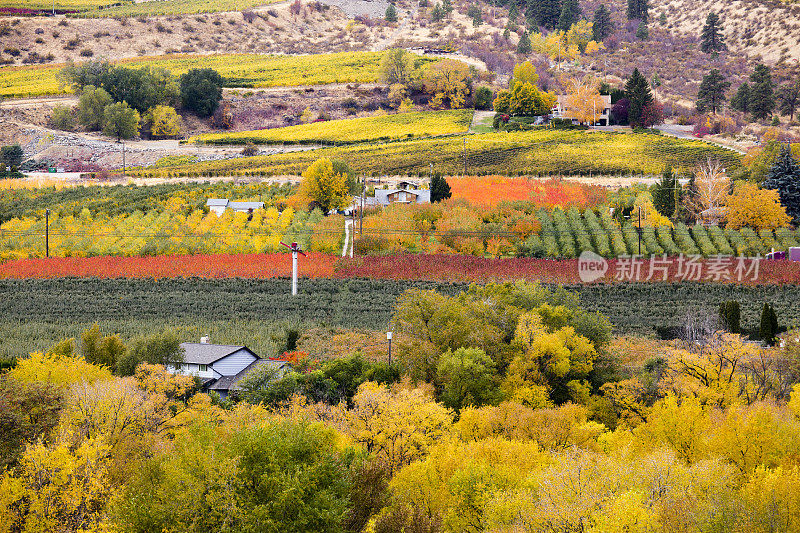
<box><xmin>209</xmin><ymin>205</ymin><xmax>227</xmax><ymax>217</ymax></box>
<box><xmin>211</xmin><ymin>349</ymin><xmax>258</xmax><ymax>376</ymax></box>
<box><xmin>167</xmin><ymin>363</ymin><xmax>215</xmax><ymax>379</ymax></box>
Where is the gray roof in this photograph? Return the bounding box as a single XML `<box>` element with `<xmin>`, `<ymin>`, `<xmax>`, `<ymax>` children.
<box><xmin>207</xmin><ymin>358</ymin><xmax>291</xmax><ymax>392</ymax></box>
<box><xmin>228</xmin><ymin>201</ymin><xmax>264</xmax><ymax>211</ymax></box>
<box><xmin>178</xmin><ymin>343</ymin><xmax>256</xmax><ymax>365</ymax></box>
<box><xmin>206</xmin><ymin>199</ymin><xmax>229</xmax><ymax>206</ymax></box>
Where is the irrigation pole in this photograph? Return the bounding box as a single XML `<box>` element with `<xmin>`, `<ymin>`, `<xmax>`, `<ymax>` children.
<box><xmin>45</xmin><ymin>208</ymin><xmax>50</xmax><ymax>258</ymax></box>
<box><xmin>637</xmin><ymin>206</ymin><xmax>642</xmax><ymax>255</ymax></box>
<box><xmin>387</xmin><ymin>331</ymin><xmax>393</xmax><ymax>365</ymax></box>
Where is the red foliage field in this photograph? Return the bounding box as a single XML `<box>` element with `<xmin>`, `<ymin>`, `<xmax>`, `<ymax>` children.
<box><xmin>447</xmin><ymin>176</ymin><xmax>608</xmax><ymax>209</ymax></box>
<box><xmin>3</xmin><ymin>253</ymin><xmax>800</xmax><ymax>284</ymax></box>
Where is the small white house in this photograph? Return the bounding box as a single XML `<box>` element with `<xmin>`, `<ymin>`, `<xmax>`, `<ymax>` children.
<box><xmin>169</xmin><ymin>339</ymin><xmax>289</xmax><ymax>399</ymax></box>
<box><xmin>206</xmin><ymin>199</ymin><xmax>265</xmax><ymax>216</ymax></box>
<box><xmin>355</xmin><ymin>182</ymin><xmax>431</xmax><ymax>209</ymax></box>
<box><xmin>552</xmin><ymin>94</ymin><xmax>612</xmax><ymax>126</ymax></box>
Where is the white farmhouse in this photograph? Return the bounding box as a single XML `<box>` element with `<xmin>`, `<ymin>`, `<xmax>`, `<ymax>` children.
<box><xmin>206</xmin><ymin>199</ymin><xmax>265</xmax><ymax>216</ymax></box>
<box><xmin>169</xmin><ymin>338</ymin><xmax>290</xmax><ymax>399</ymax></box>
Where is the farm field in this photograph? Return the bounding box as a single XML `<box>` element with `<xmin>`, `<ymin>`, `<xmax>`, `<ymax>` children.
<box><xmin>0</xmin><ymin>51</ymin><xmax>398</xmax><ymax>98</ymax></box>
<box><xmin>133</xmin><ymin>130</ymin><xmax>743</xmax><ymax>178</ymax></box>
<box><xmin>0</xmin><ymin>0</ymin><xmax>123</xmax><ymax>12</ymax></box>
<box><xmin>76</xmin><ymin>0</ymin><xmax>279</xmax><ymax>17</ymax></box>
<box><xmin>1</xmin><ymin>277</ymin><xmax>797</xmax><ymax>358</ymax></box>
<box><xmin>188</xmin><ymin>110</ymin><xmax>474</xmax><ymax>146</ymax></box>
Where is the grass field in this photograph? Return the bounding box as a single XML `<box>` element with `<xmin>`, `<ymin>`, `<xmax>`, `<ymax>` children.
<box><xmin>188</xmin><ymin>110</ymin><xmax>474</xmax><ymax>146</ymax></box>
<box><xmin>1</xmin><ymin>277</ymin><xmax>797</xmax><ymax>358</ymax></box>
<box><xmin>77</xmin><ymin>0</ymin><xmax>278</xmax><ymax>17</ymax></box>
<box><xmin>0</xmin><ymin>0</ymin><xmax>125</xmax><ymax>12</ymax></box>
<box><xmin>0</xmin><ymin>51</ymin><xmax>401</xmax><ymax>98</ymax></box>
<box><xmin>137</xmin><ymin>129</ymin><xmax>743</xmax><ymax>178</ymax></box>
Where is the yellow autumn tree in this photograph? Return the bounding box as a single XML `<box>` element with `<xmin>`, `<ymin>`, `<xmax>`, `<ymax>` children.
<box><xmin>148</xmin><ymin>105</ymin><xmax>181</xmax><ymax>138</ymax></box>
<box><xmin>298</xmin><ymin>158</ymin><xmax>351</xmax><ymax>213</ymax></box>
<box><xmin>510</xmin><ymin>61</ymin><xmax>539</xmax><ymax>88</ymax></box>
<box><xmin>423</xmin><ymin>59</ymin><xmax>471</xmax><ymax>109</ymax></box>
<box><xmin>564</xmin><ymin>75</ymin><xmax>605</xmax><ymax>125</ymax></box>
<box><xmin>725</xmin><ymin>181</ymin><xmax>790</xmax><ymax>230</ymax></box>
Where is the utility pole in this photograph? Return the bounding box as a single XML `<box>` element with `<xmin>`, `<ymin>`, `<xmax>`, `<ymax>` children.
<box><xmin>637</xmin><ymin>206</ymin><xmax>642</xmax><ymax>255</ymax></box>
<box><xmin>280</xmin><ymin>242</ymin><xmax>306</xmax><ymax>295</ymax></box>
<box><xmin>386</xmin><ymin>330</ymin><xmax>393</xmax><ymax>365</ymax></box>
<box><xmin>45</xmin><ymin>208</ymin><xmax>50</xmax><ymax>258</ymax></box>
<box><xmin>360</xmin><ymin>182</ymin><xmax>365</xmax><ymax>238</ymax></box>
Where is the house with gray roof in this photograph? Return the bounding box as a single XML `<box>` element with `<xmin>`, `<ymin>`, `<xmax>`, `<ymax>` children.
<box><xmin>206</xmin><ymin>199</ymin><xmax>265</xmax><ymax>216</ymax></box>
<box><xmin>353</xmin><ymin>184</ymin><xmax>431</xmax><ymax>210</ymax></box>
<box><xmin>169</xmin><ymin>338</ymin><xmax>290</xmax><ymax>399</ymax></box>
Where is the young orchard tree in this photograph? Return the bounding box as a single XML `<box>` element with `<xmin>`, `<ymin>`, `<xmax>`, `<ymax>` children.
<box><xmin>696</xmin><ymin>69</ymin><xmax>731</xmax><ymax>114</ymax></box>
<box><xmin>700</xmin><ymin>12</ymin><xmax>725</xmax><ymax>54</ymax></box>
<box><xmin>592</xmin><ymin>4</ymin><xmax>612</xmax><ymax>41</ymax></box>
<box><xmin>777</xmin><ymin>77</ymin><xmax>800</xmax><ymax>121</ymax></box>
<box><xmin>748</xmin><ymin>63</ymin><xmax>775</xmax><ymax>121</ymax></box>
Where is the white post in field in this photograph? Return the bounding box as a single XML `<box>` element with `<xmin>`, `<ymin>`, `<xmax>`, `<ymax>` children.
<box><xmin>292</xmin><ymin>249</ymin><xmax>298</xmax><ymax>296</ymax></box>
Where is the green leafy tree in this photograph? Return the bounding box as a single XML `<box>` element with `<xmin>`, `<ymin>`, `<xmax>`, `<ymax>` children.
<box><xmin>0</xmin><ymin>376</ymin><xmax>62</xmax><ymax>469</ymax></box>
<box><xmin>700</xmin><ymin>12</ymin><xmax>725</xmax><ymax>54</ymax></box>
<box><xmin>592</xmin><ymin>4</ymin><xmax>612</xmax><ymax>41</ymax></box>
<box><xmin>636</xmin><ymin>20</ymin><xmax>649</xmax><ymax>40</ymax></box>
<box><xmin>517</xmin><ymin>30</ymin><xmax>532</xmax><ymax>53</ymax></box>
<box><xmin>115</xmin><ymin>331</ymin><xmax>183</xmax><ymax>376</ymax></box>
<box><xmin>379</xmin><ymin>48</ymin><xmax>415</xmax><ymax>86</ymax></box>
<box><xmin>180</xmin><ymin>68</ymin><xmax>225</xmax><ymax>117</ymax></box>
<box><xmin>50</xmin><ymin>105</ymin><xmax>75</xmax><ymax>131</ymax></box>
<box><xmin>58</xmin><ymin>58</ymin><xmax>112</xmax><ymax>92</ymax></box>
<box><xmin>77</xmin><ymin>85</ymin><xmax>113</xmax><ymax>131</ymax></box>
<box><xmin>625</xmin><ymin>68</ymin><xmax>653</xmax><ymax>127</ymax></box>
<box><xmin>759</xmin><ymin>303</ymin><xmax>778</xmax><ymax>346</ymax></box>
<box><xmin>102</xmin><ymin>66</ymin><xmax>179</xmax><ymax>113</ymax></box>
<box><xmin>385</xmin><ymin>3</ymin><xmax>398</xmax><ymax>21</ymax></box>
<box><xmin>0</xmin><ymin>144</ymin><xmax>24</xmax><ymax>170</ymax></box>
<box><xmin>763</xmin><ymin>145</ymin><xmax>800</xmax><ymax>223</ymax></box>
<box><xmin>749</xmin><ymin>63</ymin><xmax>775</xmax><ymax>121</ymax></box>
<box><xmin>473</xmin><ymin>86</ymin><xmax>493</xmax><ymax>109</ymax></box>
<box><xmin>102</xmin><ymin>101</ymin><xmax>141</xmax><ymax>140</ymax></box>
<box><xmin>430</xmin><ymin>173</ymin><xmax>452</xmax><ymax>202</ymax></box>
<box><xmin>556</xmin><ymin>0</ymin><xmax>580</xmax><ymax>31</ymax></box>
<box><xmin>437</xmin><ymin>347</ymin><xmax>501</xmax><ymax>412</ymax></box>
<box><xmin>627</xmin><ymin>0</ymin><xmax>648</xmax><ymax>21</ymax></box>
<box><xmin>81</xmin><ymin>323</ymin><xmax>127</xmax><ymax>369</ymax></box>
<box><xmin>696</xmin><ymin>69</ymin><xmax>731</xmax><ymax>114</ymax></box>
<box><xmin>730</xmin><ymin>82</ymin><xmax>750</xmax><ymax>113</ymax></box>
<box><xmin>777</xmin><ymin>78</ymin><xmax>800</xmax><ymax>121</ymax></box>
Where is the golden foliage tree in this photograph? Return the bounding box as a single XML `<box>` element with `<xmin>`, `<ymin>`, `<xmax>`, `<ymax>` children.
<box><xmin>148</xmin><ymin>105</ymin><xmax>181</xmax><ymax>138</ymax></box>
<box><xmin>565</xmin><ymin>75</ymin><xmax>605</xmax><ymax>125</ymax></box>
<box><xmin>725</xmin><ymin>181</ymin><xmax>791</xmax><ymax>230</ymax></box>
<box><xmin>423</xmin><ymin>59</ymin><xmax>470</xmax><ymax>110</ymax></box>
<box><xmin>298</xmin><ymin>158</ymin><xmax>351</xmax><ymax>213</ymax></box>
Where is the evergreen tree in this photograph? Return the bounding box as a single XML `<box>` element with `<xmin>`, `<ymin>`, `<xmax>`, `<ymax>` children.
<box><xmin>431</xmin><ymin>3</ymin><xmax>444</xmax><ymax>21</ymax></box>
<box><xmin>777</xmin><ymin>78</ymin><xmax>800</xmax><ymax>122</ymax></box>
<box><xmin>430</xmin><ymin>173</ymin><xmax>452</xmax><ymax>202</ymax></box>
<box><xmin>762</xmin><ymin>145</ymin><xmax>800</xmax><ymax>223</ymax></box>
<box><xmin>730</xmin><ymin>82</ymin><xmax>750</xmax><ymax>113</ymax></box>
<box><xmin>517</xmin><ymin>31</ymin><xmax>532</xmax><ymax>53</ymax></box>
<box><xmin>508</xmin><ymin>2</ymin><xmax>519</xmax><ymax>20</ymax></box>
<box><xmin>636</xmin><ymin>20</ymin><xmax>649</xmax><ymax>40</ymax></box>
<box><xmin>696</xmin><ymin>69</ymin><xmax>731</xmax><ymax>114</ymax></box>
<box><xmin>556</xmin><ymin>0</ymin><xmax>580</xmax><ymax>31</ymax></box>
<box><xmin>442</xmin><ymin>0</ymin><xmax>453</xmax><ymax>14</ymax></box>
<box><xmin>385</xmin><ymin>3</ymin><xmax>398</xmax><ymax>21</ymax></box>
<box><xmin>652</xmin><ymin>167</ymin><xmax>678</xmax><ymax>218</ymax></box>
<box><xmin>627</xmin><ymin>0</ymin><xmax>648</xmax><ymax>22</ymax></box>
<box><xmin>625</xmin><ymin>68</ymin><xmax>653</xmax><ymax>127</ymax></box>
<box><xmin>719</xmin><ymin>301</ymin><xmax>741</xmax><ymax>334</ymax></box>
<box><xmin>467</xmin><ymin>3</ymin><xmax>482</xmax><ymax>25</ymax></box>
<box><xmin>748</xmin><ymin>63</ymin><xmax>775</xmax><ymax>121</ymax></box>
<box><xmin>592</xmin><ymin>4</ymin><xmax>612</xmax><ymax>41</ymax></box>
<box><xmin>700</xmin><ymin>12</ymin><xmax>725</xmax><ymax>54</ymax></box>
<box><xmin>529</xmin><ymin>0</ymin><xmax>562</xmax><ymax>29</ymax></box>
<box><xmin>759</xmin><ymin>303</ymin><xmax>778</xmax><ymax>346</ymax></box>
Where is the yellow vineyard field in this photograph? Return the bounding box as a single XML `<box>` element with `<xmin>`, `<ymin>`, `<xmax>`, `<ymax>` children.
<box><xmin>77</xmin><ymin>0</ymin><xmax>280</xmax><ymax>18</ymax></box>
<box><xmin>0</xmin><ymin>0</ymin><xmax>125</xmax><ymax>11</ymax></box>
<box><xmin>189</xmin><ymin>110</ymin><xmax>474</xmax><ymax>146</ymax></box>
<box><xmin>0</xmin><ymin>51</ymin><xmax>395</xmax><ymax>98</ymax></box>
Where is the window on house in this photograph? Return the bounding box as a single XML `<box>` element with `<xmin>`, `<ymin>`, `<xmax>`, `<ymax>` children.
<box><xmin>199</xmin><ymin>364</ymin><xmax>208</xmax><ymax>372</ymax></box>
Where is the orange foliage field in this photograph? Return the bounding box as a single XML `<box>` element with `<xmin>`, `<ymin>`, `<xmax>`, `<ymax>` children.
<box><xmin>447</xmin><ymin>176</ymin><xmax>608</xmax><ymax>208</ymax></box>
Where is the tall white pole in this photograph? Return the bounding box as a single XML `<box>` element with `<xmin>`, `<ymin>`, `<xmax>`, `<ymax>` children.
<box><xmin>292</xmin><ymin>250</ymin><xmax>298</xmax><ymax>295</ymax></box>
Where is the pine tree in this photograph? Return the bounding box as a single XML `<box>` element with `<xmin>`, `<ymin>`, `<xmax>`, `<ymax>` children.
<box><xmin>759</xmin><ymin>303</ymin><xmax>778</xmax><ymax>346</ymax></box>
<box><xmin>627</xmin><ymin>0</ymin><xmax>648</xmax><ymax>22</ymax></box>
<box><xmin>592</xmin><ymin>4</ymin><xmax>612</xmax><ymax>41</ymax></box>
<box><xmin>556</xmin><ymin>0</ymin><xmax>580</xmax><ymax>31</ymax></box>
<box><xmin>467</xmin><ymin>3</ymin><xmax>482</xmax><ymax>26</ymax></box>
<box><xmin>653</xmin><ymin>167</ymin><xmax>678</xmax><ymax>218</ymax></box>
<box><xmin>719</xmin><ymin>301</ymin><xmax>741</xmax><ymax>334</ymax></box>
<box><xmin>529</xmin><ymin>0</ymin><xmax>562</xmax><ymax>30</ymax></box>
<box><xmin>762</xmin><ymin>145</ymin><xmax>800</xmax><ymax>223</ymax></box>
<box><xmin>625</xmin><ymin>68</ymin><xmax>653</xmax><ymax>127</ymax></box>
<box><xmin>431</xmin><ymin>3</ymin><xmax>444</xmax><ymax>21</ymax></box>
<box><xmin>430</xmin><ymin>173</ymin><xmax>452</xmax><ymax>202</ymax></box>
<box><xmin>730</xmin><ymin>82</ymin><xmax>750</xmax><ymax>113</ymax></box>
<box><xmin>385</xmin><ymin>3</ymin><xmax>398</xmax><ymax>22</ymax></box>
<box><xmin>700</xmin><ymin>12</ymin><xmax>725</xmax><ymax>54</ymax></box>
<box><xmin>748</xmin><ymin>63</ymin><xmax>775</xmax><ymax>121</ymax></box>
<box><xmin>517</xmin><ymin>31</ymin><xmax>532</xmax><ymax>53</ymax></box>
<box><xmin>636</xmin><ymin>20</ymin><xmax>649</xmax><ymax>40</ymax></box>
<box><xmin>696</xmin><ymin>69</ymin><xmax>731</xmax><ymax>114</ymax></box>
<box><xmin>777</xmin><ymin>78</ymin><xmax>800</xmax><ymax>121</ymax></box>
